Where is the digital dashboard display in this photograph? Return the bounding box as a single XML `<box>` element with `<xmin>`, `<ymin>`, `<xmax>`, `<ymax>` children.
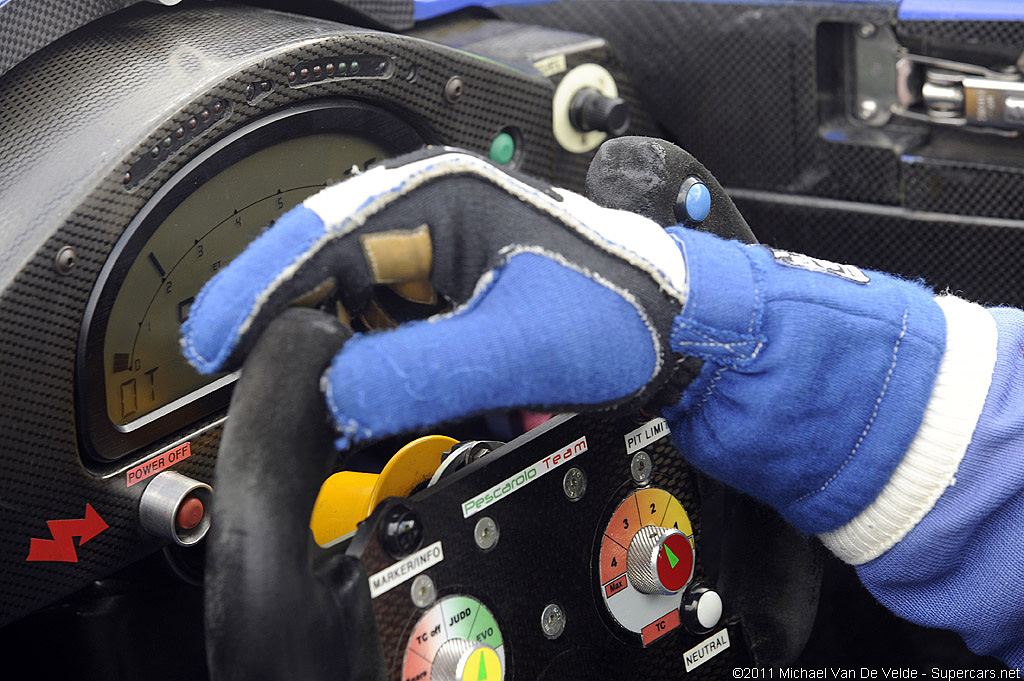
<box><xmin>102</xmin><ymin>133</ymin><xmax>387</xmax><ymax>429</ymax></box>
<box><xmin>79</xmin><ymin>101</ymin><xmax>424</xmax><ymax>461</ymax></box>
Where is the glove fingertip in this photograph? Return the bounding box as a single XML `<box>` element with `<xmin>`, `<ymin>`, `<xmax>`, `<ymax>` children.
<box><xmin>182</xmin><ymin>204</ymin><xmax>329</xmax><ymax>373</ymax></box>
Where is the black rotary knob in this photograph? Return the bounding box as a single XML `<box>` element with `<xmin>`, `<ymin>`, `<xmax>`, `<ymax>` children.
<box><xmin>569</xmin><ymin>88</ymin><xmax>631</xmax><ymax>136</ymax></box>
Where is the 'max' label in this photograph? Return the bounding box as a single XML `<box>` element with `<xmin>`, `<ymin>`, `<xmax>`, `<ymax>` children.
<box><xmin>683</xmin><ymin>629</ymin><xmax>731</xmax><ymax>672</ymax></box>
<box><xmin>461</xmin><ymin>436</ymin><xmax>588</xmax><ymax>518</ymax></box>
<box><xmin>625</xmin><ymin>417</ymin><xmax>669</xmax><ymax>455</ymax></box>
<box><xmin>368</xmin><ymin>541</ymin><xmax>443</xmax><ymax>599</ymax></box>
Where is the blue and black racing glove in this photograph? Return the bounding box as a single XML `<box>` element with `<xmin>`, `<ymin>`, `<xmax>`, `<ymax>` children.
<box><xmin>183</xmin><ymin>140</ymin><xmax>1021</xmax><ymax>668</ymax></box>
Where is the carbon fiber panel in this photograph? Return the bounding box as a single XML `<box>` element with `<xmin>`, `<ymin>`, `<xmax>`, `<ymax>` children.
<box><xmin>904</xmin><ymin>157</ymin><xmax>1024</xmax><ymax>221</ymax></box>
<box><xmin>327</xmin><ymin>0</ymin><xmax>415</xmax><ymax>29</ymax></box>
<box><xmin>0</xmin><ymin>2</ymin><xmax>623</xmax><ymax>624</ymax></box>
<box><xmin>245</xmin><ymin>0</ymin><xmax>416</xmax><ymax>31</ymax></box>
<box><xmin>410</xmin><ymin>17</ymin><xmax>661</xmax><ymax>183</ymax></box>
<box><xmin>897</xmin><ymin>19</ymin><xmax>1024</xmax><ymax>52</ymax></box>
<box><xmin>497</xmin><ymin>0</ymin><xmax>897</xmax><ymax>202</ymax></box>
<box><xmin>733</xmin><ymin>191</ymin><xmax>1024</xmax><ymax>308</ymax></box>
<box><xmin>0</xmin><ymin>0</ymin><xmax>141</xmax><ymax>78</ymax></box>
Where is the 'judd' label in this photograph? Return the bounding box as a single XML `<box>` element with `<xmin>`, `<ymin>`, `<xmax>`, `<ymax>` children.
<box><xmin>461</xmin><ymin>436</ymin><xmax>588</xmax><ymax>518</ymax></box>
<box><xmin>126</xmin><ymin>442</ymin><xmax>191</xmax><ymax>487</ymax></box>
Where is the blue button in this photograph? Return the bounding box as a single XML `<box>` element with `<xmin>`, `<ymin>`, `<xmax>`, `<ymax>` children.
<box><xmin>683</xmin><ymin>180</ymin><xmax>711</xmax><ymax>222</ymax></box>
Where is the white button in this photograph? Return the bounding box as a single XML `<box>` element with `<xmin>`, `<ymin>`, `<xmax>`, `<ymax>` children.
<box><xmin>696</xmin><ymin>590</ymin><xmax>723</xmax><ymax>630</ymax></box>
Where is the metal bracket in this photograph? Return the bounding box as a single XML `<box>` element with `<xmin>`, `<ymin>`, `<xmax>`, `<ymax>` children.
<box><xmin>893</xmin><ymin>54</ymin><xmax>1024</xmax><ymax>137</ymax></box>
<box><xmin>852</xmin><ymin>23</ymin><xmax>901</xmax><ymax>126</ymax></box>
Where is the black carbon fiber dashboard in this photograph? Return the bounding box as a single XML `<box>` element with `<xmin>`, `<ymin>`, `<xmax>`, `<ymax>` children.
<box><xmin>0</xmin><ymin>0</ymin><xmax>142</xmax><ymax>78</ymax></box>
<box><xmin>0</xmin><ymin>1</ymin><xmax>656</xmax><ymax>626</ymax></box>
<box><xmin>2</xmin><ymin>0</ymin><xmax>1022</xmax><ymax>677</ymax></box>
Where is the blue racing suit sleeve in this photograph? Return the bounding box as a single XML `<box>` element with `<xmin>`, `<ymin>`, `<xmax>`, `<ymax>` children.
<box><xmin>853</xmin><ymin>308</ymin><xmax>1024</xmax><ymax>667</ymax></box>
<box><xmin>662</xmin><ymin>226</ymin><xmax>1019</xmax><ymax>668</ymax></box>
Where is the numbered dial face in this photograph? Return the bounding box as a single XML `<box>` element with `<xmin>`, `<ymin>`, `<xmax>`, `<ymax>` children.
<box><xmin>598</xmin><ymin>487</ymin><xmax>694</xmax><ymax>646</ymax></box>
<box><xmin>403</xmin><ymin>595</ymin><xmax>505</xmax><ymax>681</ymax></box>
<box><xmin>102</xmin><ymin>133</ymin><xmax>386</xmax><ymax>428</ymax></box>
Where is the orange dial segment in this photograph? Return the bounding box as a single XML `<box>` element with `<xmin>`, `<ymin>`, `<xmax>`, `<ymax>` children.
<box><xmin>631</xmin><ymin>487</ymin><xmax>672</xmax><ymax>528</ymax></box>
<box><xmin>605</xmin><ymin>494</ymin><xmax>641</xmax><ymax>549</ymax></box>
<box><xmin>599</xmin><ymin>534</ymin><xmax>628</xmax><ymax>584</ymax></box>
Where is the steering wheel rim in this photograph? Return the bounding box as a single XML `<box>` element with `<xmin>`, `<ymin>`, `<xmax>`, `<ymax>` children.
<box><xmin>204</xmin><ymin>307</ymin><xmax>385</xmax><ymax>681</ymax></box>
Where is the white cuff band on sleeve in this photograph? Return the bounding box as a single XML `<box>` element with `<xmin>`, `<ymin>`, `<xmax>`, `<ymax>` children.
<box><xmin>819</xmin><ymin>295</ymin><xmax>998</xmax><ymax>565</ymax></box>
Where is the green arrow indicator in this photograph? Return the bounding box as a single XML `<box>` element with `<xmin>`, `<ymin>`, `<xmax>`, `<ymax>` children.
<box><xmin>664</xmin><ymin>544</ymin><xmax>680</xmax><ymax>569</ymax></box>
<box><xmin>478</xmin><ymin>650</ymin><xmax>488</xmax><ymax>681</ymax></box>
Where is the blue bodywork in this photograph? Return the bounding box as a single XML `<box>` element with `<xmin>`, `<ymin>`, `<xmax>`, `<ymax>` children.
<box><xmin>414</xmin><ymin>0</ymin><xmax>1024</xmax><ymax>25</ymax></box>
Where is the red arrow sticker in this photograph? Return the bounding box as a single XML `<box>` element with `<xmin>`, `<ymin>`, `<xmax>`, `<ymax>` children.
<box><xmin>26</xmin><ymin>504</ymin><xmax>109</xmax><ymax>563</ymax></box>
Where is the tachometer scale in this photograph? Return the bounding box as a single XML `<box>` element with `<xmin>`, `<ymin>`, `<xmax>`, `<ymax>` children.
<box><xmin>78</xmin><ymin>101</ymin><xmax>423</xmax><ymax>461</ymax></box>
<box><xmin>598</xmin><ymin>487</ymin><xmax>695</xmax><ymax>646</ymax></box>
<box><xmin>102</xmin><ymin>133</ymin><xmax>385</xmax><ymax>430</ymax></box>
<box><xmin>403</xmin><ymin>595</ymin><xmax>505</xmax><ymax>681</ymax></box>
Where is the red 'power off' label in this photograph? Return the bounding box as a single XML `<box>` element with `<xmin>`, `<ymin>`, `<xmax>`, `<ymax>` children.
<box><xmin>126</xmin><ymin>442</ymin><xmax>191</xmax><ymax>487</ymax></box>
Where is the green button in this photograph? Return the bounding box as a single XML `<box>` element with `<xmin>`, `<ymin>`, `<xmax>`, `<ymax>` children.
<box><xmin>489</xmin><ymin>132</ymin><xmax>515</xmax><ymax>165</ymax></box>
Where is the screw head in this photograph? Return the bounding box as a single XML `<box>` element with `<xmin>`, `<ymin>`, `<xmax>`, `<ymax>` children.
<box><xmin>54</xmin><ymin>246</ymin><xmax>77</xmax><ymax>274</ymax></box>
<box><xmin>857</xmin><ymin>99</ymin><xmax>879</xmax><ymax>120</ymax></box>
<box><xmin>858</xmin><ymin>23</ymin><xmax>876</xmax><ymax>39</ymax></box>
<box><xmin>474</xmin><ymin>516</ymin><xmax>499</xmax><ymax>551</ymax></box>
<box><xmin>562</xmin><ymin>467</ymin><xmax>587</xmax><ymax>501</ymax></box>
<box><xmin>445</xmin><ymin>76</ymin><xmax>464</xmax><ymax>102</ymax></box>
<box><xmin>631</xmin><ymin>451</ymin><xmax>653</xmax><ymax>485</ymax></box>
<box><xmin>410</xmin><ymin>574</ymin><xmax>436</xmax><ymax>608</ymax></box>
<box><xmin>540</xmin><ymin>603</ymin><xmax>565</xmax><ymax>639</ymax></box>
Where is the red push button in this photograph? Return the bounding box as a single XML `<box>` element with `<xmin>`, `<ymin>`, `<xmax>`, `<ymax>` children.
<box><xmin>175</xmin><ymin>497</ymin><xmax>205</xmax><ymax>531</ymax></box>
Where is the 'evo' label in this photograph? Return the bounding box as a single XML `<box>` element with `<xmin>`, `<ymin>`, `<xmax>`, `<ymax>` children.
<box><xmin>683</xmin><ymin>629</ymin><xmax>731</xmax><ymax>672</ymax></box>
<box><xmin>368</xmin><ymin>541</ymin><xmax>443</xmax><ymax>599</ymax></box>
<box><xmin>625</xmin><ymin>417</ymin><xmax>669</xmax><ymax>455</ymax></box>
<box><xmin>461</xmin><ymin>436</ymin><xmax>588</xmax><ymax>518</ymax></box>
